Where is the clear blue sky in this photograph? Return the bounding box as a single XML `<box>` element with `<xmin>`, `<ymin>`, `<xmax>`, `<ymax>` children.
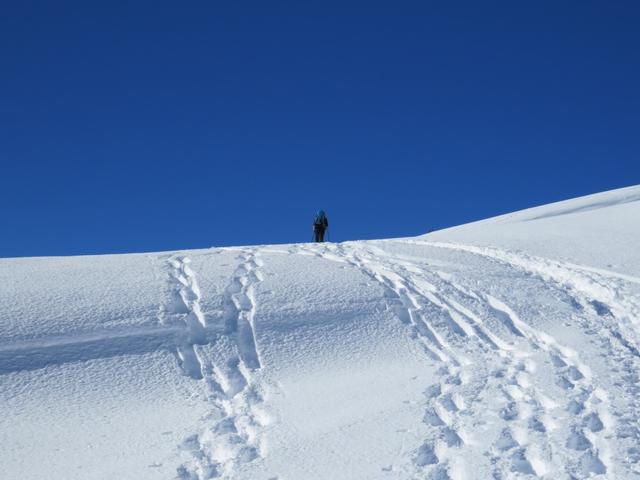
<box><xmin>2</xmin><ymin>2</ymin><xmax>639</xmax><ymax>257</ymax></box>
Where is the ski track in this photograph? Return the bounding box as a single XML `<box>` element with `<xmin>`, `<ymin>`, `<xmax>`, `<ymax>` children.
<box><xmin>395</xmin><ymin>245</ymin><xmax>618</xmax><ymax>479</ymax></box>
<box><xmin>289</xmin><ymin>241</ymin><xmax>629</xmax><ymax>479</ymax></box>
<box><xmin>291</xmin><ymin>242</ymin><xmax>474</xmax><ymax>478</ymax></box>
<box><xmin>348</xmin><ymin>245</ymin><xmax>546</xmax><ymax>479</ymax></box>
<box><xmin>413</xmin><ymin>240</ymin><xmax>640</xmax><ymax>357</ymax></box>
<box><xmin>163</xmin><ymin>251</ymin><xmax>270</xmax><ymax>480</ymax></box>
<box><xmin>408</xmin><ymin>240</ymin><xmax>640</xmax><ymax>477</ymax></box>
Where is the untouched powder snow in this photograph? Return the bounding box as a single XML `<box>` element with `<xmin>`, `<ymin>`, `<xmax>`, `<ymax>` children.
<box><xmin>1</xmin><ymin>185</ymin><xmax>640</xmax><ymax>479</ymax></box>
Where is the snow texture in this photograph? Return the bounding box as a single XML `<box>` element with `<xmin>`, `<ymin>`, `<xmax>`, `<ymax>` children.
<box><xmin>2</xmin><ymin>185</ymin><xmax>640</xmax><ymax>479</ymax></box>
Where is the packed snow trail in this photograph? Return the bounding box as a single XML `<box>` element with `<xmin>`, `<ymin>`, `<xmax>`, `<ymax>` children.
<box><xmin>2</xmin><ymin>185</ymin><xmax>640</xmax><ymax>479</ymax></box>
<box><xmin>163</xmin><ymin>255</ymin><xmax>209</xmax><ymax>380</ymax></box>
<box><xmin>170</xmin><ymin>250</ymin><xmax>273</xmax><ymax>479</ymax></box>
<box><xmin>286</xmin><ymin>239</ymin><xmax>637</xmax><ymax>478</ymax></box>
<box><xmin>410</xmin><ymin>240</ymin><xmax>640</xmax><ymax>355</ymax></box>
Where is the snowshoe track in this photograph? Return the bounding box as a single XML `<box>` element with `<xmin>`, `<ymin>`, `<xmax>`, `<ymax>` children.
<box><xmin>166</xmin><ymin>251</ymin><xmax>271</xmax><ymax>480</ymax></box>
<box><xmin>289</xmin><ymin>241</ymin><xmax>630</xmax><ymax>479</ymax></box>
<box><xmin>163</xmin><ymin>255</ymin><xmax>208</xmax><ymax>380</ymax></box>
<box><xmin>414</xmin><ymin>240</ymin><xmax>639</xmax><ymax>477</ymax></box>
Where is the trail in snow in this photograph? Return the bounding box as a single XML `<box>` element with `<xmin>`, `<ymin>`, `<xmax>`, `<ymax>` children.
<box><xmin>290</xmin><ymin>242</ymin><xmax>479</xmax><ymax>477</ymax></box>
<box><xmin>412</xmin><ymin>240</ymin><xmax>640</xmax><ymax>355</ymax></box>
<box><xmin>290</xmin><ymin>241</ymin><xmax>626</xmax><ymax>479</ymax></box>
<box><xmin>224</xmin><ymin>251</ymin><xmax>264</xmax><ymax>371</ymax></box>
<box><xmin>162</xmin><ymin>251</ymin><xmax>272</xmax><ymax>480</ymax></box>
<box><xmin>162</xmin><ymin>255</ymin><xmax>209</xmax><ymax>380</ymax></box>
<box><xmin>404</xmin><ymin>240</ymin><xmax>640</xmax><ymax>477</ymax></box>
<box><xmin>400</xmin><ymin>244</ymin><xmax>619</xmax><ymax>479</ymax></box>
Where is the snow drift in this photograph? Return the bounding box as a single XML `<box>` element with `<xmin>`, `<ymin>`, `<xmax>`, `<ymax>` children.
<box><xmin>1</xmin><ymin>185</ymin><xmax>639</xmax><ymax>480</ymax></box>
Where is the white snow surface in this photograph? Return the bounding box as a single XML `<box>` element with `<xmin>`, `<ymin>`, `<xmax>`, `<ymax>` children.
<box><xmin>2</xmin><ymin>185</ymin><xmax>640</xmax><ymax>480</ymax></box>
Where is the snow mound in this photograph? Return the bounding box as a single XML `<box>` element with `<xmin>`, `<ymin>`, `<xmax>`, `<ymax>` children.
<box><xmin>2</xmin><ymin>185</ymin><xmax>640</xmax><ymax>479</ymax></box>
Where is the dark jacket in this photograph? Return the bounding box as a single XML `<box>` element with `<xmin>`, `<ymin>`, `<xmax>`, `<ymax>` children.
<box><xmin>313</xmin><ymin>215</ymin><xmax>328</xmax><ymax>231</ymax></box>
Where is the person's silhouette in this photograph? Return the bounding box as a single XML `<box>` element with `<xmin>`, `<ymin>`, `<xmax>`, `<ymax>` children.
<box><xmin>312</xmin><ymin>210</ymin><xmax>329</xmax><ymax>242</ymax></box>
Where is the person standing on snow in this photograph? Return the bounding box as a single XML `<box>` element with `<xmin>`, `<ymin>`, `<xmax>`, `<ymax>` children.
<box><xmin>313</xmin><ymin>210</ymin><xmax>329</xmax><ymax>242</ymax></box>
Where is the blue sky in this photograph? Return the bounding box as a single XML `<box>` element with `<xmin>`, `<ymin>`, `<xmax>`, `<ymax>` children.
<box><xmin>1</xmin><ymin>2</ymin><xmax>639</xmax><ymax>257</ymax></box>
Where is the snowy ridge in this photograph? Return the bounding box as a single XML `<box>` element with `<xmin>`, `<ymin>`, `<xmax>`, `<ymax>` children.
<box><xmin>2</xmin><ymin>185</ymin><xmax>640</xmax><ymax>479</ymax></box>
<box><xmin>448</xmin><ymin>184</ymin><xmax>640</xmax><ymax>226</ymax></box>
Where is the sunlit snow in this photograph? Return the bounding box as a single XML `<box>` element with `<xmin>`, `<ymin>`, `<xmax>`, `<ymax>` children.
<box><xmin>2</xmin><ymin>185</ymin><xmax>639</xmax><ymax>479</ymax></box>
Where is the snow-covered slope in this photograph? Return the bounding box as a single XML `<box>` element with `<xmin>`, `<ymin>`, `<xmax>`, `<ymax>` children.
<box><xmin>2</xmin><ymin>186</ymin><xmax>639</xmax><ymax>480</ymax></box>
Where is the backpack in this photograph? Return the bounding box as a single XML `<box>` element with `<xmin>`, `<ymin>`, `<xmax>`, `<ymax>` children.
<box><xmin>314</xmin><ymin>211</ymin><xmax>326</xmax><ymax>227</ymax></box>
